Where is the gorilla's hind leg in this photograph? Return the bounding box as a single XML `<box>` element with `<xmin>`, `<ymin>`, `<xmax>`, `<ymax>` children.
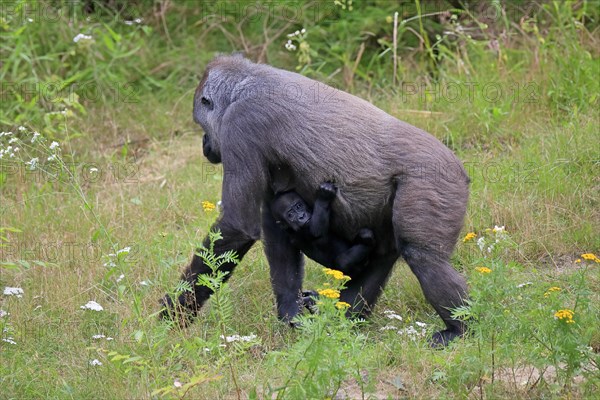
<box><xmin>339</xmin><ymin>253</ymin><xmax>398</xmax><ymax>317</ymax></box>
<box><xmin>401</xmin><ymin>244</ymin><xmax>468</xmax><ymax>347</ymax></box>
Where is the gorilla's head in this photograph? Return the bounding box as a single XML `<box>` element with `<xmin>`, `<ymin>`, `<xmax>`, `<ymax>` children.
<box><xmin>271</xmin><ymin>192</ymin><xmax>311</xmax><ymax>232</ymax></box>
<box><xmin>193</xmin><ymin>55</ymin><xmax>253</xmax><ymax>165</ymax></box>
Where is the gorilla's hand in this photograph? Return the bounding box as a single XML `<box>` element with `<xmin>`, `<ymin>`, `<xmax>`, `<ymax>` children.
<box><xmin>317</xmin><ymin>182</ymin><xmax>337</xmax><ymax>200</ymax></box>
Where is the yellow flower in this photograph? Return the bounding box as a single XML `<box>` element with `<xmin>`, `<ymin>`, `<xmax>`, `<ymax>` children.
<box><xmin>575</xmin><ymin>259</ymin><xmax>581</xmax><ymax>263</ymax></box>
<box><xmin>335</xmin><ymin>301</ymin><xmax>351</xmax><ymax>309</ymax></box>
<box><xmin>544</xmin><ymin>286</ymin><xmax>561</xmax><ymax>297</ymax></box>
<box><xmin>475</xmin><ymin>266</ymin><xmax>492</xmax><ymax>274</ymax></box>
<box><xmin>554</xmin><ymin>309</ymin><xmax>575</xmax><ymax>324</ymax></box>
<box><xmin>322</xmin><ymin>268</ymin><xmax>350</xmax><ymax>280</ymax></box>
<box><xmin>202</xmin><ymin>201</ymin><xmax>216</xmax><ymax>212</ymax></box>
<box><xmin>581</xmin><ymin>253</ymin><xmax>600</xmax><ymax>263</ymax></box>
<box><xmin>463</xmin><ymin>232</ymin><xmax>477</xmax><ymax>242</ymax></box>
<box><xmin>318</xmin><ymin>288</ymin><xmax>340</xmax><ymax>299</ymax></box>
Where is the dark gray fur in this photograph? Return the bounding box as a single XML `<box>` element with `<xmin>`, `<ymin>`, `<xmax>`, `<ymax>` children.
<box><xmin>162</xmin><ymin>55</ymin><xmax>470</xmax><ymax>346</ymax></box>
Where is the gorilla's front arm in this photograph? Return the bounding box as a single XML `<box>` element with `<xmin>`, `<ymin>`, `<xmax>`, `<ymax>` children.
<box><xmin>163</xmin><ymin>130</ymin><xmax>305</xmax><ymax>322</ymax></box>
<box><xmin>167</xmin><ymin>219</ymin><xmax>256</xmax><ymax>318</ymax></box>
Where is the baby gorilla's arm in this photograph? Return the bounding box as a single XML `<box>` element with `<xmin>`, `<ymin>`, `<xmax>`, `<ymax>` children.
<box><xmin>308</xmin><ymin>182</ymin><xmax>337</xmax><ymax>238</ymax></box>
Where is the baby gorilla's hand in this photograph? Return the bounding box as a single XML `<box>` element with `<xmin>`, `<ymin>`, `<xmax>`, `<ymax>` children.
<box><xmin>317</xmin><ymin>182</ymin><xmax>337</xmax><ymax>200</ymax></box>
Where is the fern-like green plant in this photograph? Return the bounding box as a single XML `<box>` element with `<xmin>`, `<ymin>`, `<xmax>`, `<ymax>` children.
<box><xmin>194</xmin><ymin>230</ymin><xmax>245</xmax><ymax>400</ymax></box>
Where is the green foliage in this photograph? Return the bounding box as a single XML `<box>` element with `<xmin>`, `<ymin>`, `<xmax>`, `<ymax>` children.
<box><xmin>267</xmin><ymin>269</ymin><xmax>372</xmax><ymax>399</ymax></box>
<box><xmin>0</xmin><ymin>0</ymin><xmax>155</xmax><ymax>134</ymax></box>
<box><xmin>451</xmin><ymin>229</ymin><xmax>600</xmax><ymax>396</ymax></box>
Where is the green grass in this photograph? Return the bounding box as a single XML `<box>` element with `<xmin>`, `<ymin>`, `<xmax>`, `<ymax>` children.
<box><xmin>1</xmin><ymin>1</ymin><xmax>599</xmax><ymax>398</ymax></box>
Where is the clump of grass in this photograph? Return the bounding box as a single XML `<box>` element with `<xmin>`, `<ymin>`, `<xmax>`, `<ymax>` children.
<box><xmin>450</xmin><ymin>229</ymin><xmax>599</xmax><ymax>397</ymax></box>
<box><xmin>265</xmin><ymin>267</ymin><xmax>374</xmax><ymax>399</ymax></box>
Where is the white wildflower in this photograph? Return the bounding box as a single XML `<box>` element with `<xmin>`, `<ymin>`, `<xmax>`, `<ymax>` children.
<box><xmin>27</xmin><ymin>18</ymin><xmax>33</xmax><ymax>22</ymax></box>
<box><xmin>2</xmin><ymin>338</ymin><xmax>16</xmax><ymax>345</ymax></box>
<box><xmin>90</xmin><ymin>167</ymin><xmax>99</xmax><ymax>173</ymax></box>
<box><xmin>8</xmin><ymin>137</ymin><xmax>18</xmax><ymax>144</ymax></box>
<box><xmin>31</xmin><ymin>132</ymin><xmax>41</xmax><ymax>143</ymax></box>
<box><xmin>173</xmin><ymin>379</ymin><xmax>183</xmax><ymax>388</ymax></box>
<box><xmin>0</xmin><ymin>309</ymin><xmax>9</xmax><ymax>318</ymax></box>
<box><xmin>517</xmin><ymin>282</ymin><xmax>533</xmax><ymax>288</ymax></box>
<box><xmin>47</xmin><ymin>154</ymin><xmax>57</xmax><ymax>161</ymax></box>
<box><xmin>49</xmin><ymin>141</ymin><xmax>60</xmax><ymax>150</ymax></box>
<box><xmin>139</xmin><ymin>280</ymin><xmax>149</xmax><ymax>286</ymax></box>
<box><xmin>135</xmin><ymin>18</ymin><xmax>143</xmax><ymax>24</ymax></box>
<box><xmin>285</xmin><ymin>40</ymin><xmax>297</xmax><ymax>51</ymax></box>
<box><xmin>106</xmin><ymin>337</ymin><xmax>114</xmax><ymax>341</ymax></box>
<box><xmin>384</xmin><ymin>309</ymin><xmax>403</xmax><ymax>321</ymax></box>
<box><xmin>116</xmin><ymin>274</ymin><xmax>125</xmax><ymax>283</ymax></box>
<box><xmin>399</xmin><ymin>325</ymin><xmax>427</xmax><ymax>338</ymax></box>
<box><xmin>220</xmin><ymin>334</ymin><xmax>257</xmax><ymax>343</ymax></box>
<box><xmin>92</xmin><ymin>334</ymin><xmax>106</xmax><ymax>340</ymax></box>
<box><xmin>89</xmin><ymin>359</ymin><xmax>103</xmax><ymax>366</ymax></box>
<box><xmin>80</xmin><ymin>301</ymin><xmax>103</xmax><ymax>311</ymax></box>
<box><xmin>73</xmin><ymin>33</ymin><xmax>93</xmax><ymax>43</ymax></box>
<box><xmin>415</xmin><ymin>321</ymin><xmax>427</xmax><ymax>328</ymax></box>
<box><xmin>117</xmin><ymin>246</ymin><xmax>131</xmax><ymax>255</ymax></box>
<box><xmin>379</xmin><ymin>325</ymin><xmax>398</xmax><ymax>331</ymax></box>
<box><xmin>26</xmin><ymin>157</ymin><xmax>39</xmax><ymax>170</ymax></box>
<box><xmin>3</xmin><ymin>287</ymin><xmax>24</xmax><ymax>298</ymax></box>
<box><xmin>476</xmin><ymin>236</ymin><xmax>486</xmax><ymax>251</ymax></box>
<box><xmin>18</xmin><ymin>126</ymin><xmax>26</xmax><ymax>132</ymax></box>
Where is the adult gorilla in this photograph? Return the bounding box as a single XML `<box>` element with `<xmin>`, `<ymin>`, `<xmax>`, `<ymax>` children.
<box><xmin>162</xmin><ymin>55</ymin><xmax>470</xmax><ymax>346</ymax></box>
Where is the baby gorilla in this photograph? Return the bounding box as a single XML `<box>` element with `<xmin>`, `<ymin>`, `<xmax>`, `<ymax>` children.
<box><xmin>270</xmin><ymin>182</ymin><xmax>376</xmax><ymax>277</ymax></box>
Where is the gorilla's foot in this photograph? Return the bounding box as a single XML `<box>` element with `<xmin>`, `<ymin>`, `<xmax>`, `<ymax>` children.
<box><xmin>430</xmin><ymin>328</ymin><xmax>463</xmax><ymax>348</ymax></box>
<box><xmin>159</xmin><ymin>293</ymin><xmax>198</xmax><ymax>327</ymax></box>
<box><xmin>301</xmin><ymin>290</ymin><xmax>319</xmax><ymax>314</ymax></box>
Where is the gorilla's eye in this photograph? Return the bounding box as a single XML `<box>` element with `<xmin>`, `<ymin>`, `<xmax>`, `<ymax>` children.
<box><xmin>201</xmin><ymin>97</ymin><xmax>213</xmax><ymax>109</ymax></box>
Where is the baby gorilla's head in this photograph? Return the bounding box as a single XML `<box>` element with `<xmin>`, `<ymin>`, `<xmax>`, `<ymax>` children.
<box><xmin>271</xmin><ymin>192</ymin><xmax>311</xmax><ymax>232</ymax></box>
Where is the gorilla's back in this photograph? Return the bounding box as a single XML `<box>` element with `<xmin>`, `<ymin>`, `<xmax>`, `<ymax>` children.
<box><xmin>219</xmin><ymin>56</ymin><xmax>468</xmax><ymax>245</ymax></box>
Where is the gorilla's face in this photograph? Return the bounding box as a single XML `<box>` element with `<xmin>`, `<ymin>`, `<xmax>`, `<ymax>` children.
<box><xmin>284</xmin><ymin>200</ymin><xmax>310</xmax><ymax>231</ymax></box>
<box><xmin>272</xmin><ymin>192</ymin><xmax>311</xmax><ymax>232</ymax></box>
<box><xmin>202</xmin><ymin>132</ymin><xmax>221</xmax><ymax>164</ymax></box>
<box><xmin>193</xmin><ymin>71</ymin><xmax>222</xmax><ymax>164</ymax></box>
